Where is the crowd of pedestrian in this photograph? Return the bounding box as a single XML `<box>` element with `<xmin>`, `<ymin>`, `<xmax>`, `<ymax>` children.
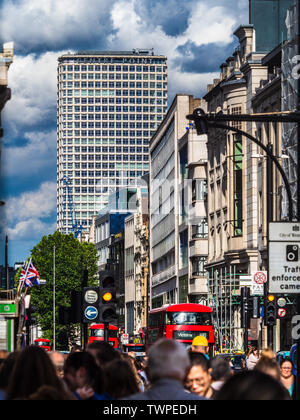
<box><xmin>0</xmin><ymin>338</ymin><xmax>296</xmax><ymax>401</ymax></box>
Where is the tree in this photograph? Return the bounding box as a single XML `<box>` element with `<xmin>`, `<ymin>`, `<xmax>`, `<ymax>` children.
<box><xmin>26</xmin><ymin>231</ymin><xmax>98</xmax><ymax>349</ymax></box>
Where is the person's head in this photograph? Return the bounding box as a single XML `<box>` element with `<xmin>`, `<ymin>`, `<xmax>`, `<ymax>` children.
<box><xmin>254</xmin><ymin>358</ymin><xmax>281</xmax><ymax>381</ymax></box>
<box><xmin>5</xmin><ymin>346</ymin><xmax>67</xmax><ymax>400</ymax></box>
<box><xmin>87</xmin><ymin>341</ymin><xmax>120</xmax><ymax>368</ymax></box>
<box><xmin>104</xmin><ymin>360</ymin><xmax>139</xmax><ymax>399</ymax></box>
<box><xmin>280</xmin><ymin>359</ymin><xmax>294</xmax><ymax>379</ymax></box>
<box><xmin>0</xmin><ymin>352</ymin><xmax>19</xmax><ymax>392</ymax></box>
<box><xmin>146</xmin><ymin>339</ymin><xmax>190</xmax><ymax>384</ymax></box>
<box><xmin>49</xmin><ymin>351</ymin><xmax>65</xmax><ymax>378</ymax></box>
<box><xmin>28</xmin><ymin>385</ymin><xmax>74</xmax><ymax>401</ymax></box>
<box><xmin>64</xmin><ymin>351</ymin><xmax>104</xmax><ymax>394</ymax></box>
<box><xmin>215</xmin><ymin>370</ymin><xmax>290</xmax><ymax>400</ymax></box>
<box><xmin>186</xmin><ymin>352</ymin><xmax>212</xmax><ymax>397</ymax></box>
<box><xmin>260</xmin><ymin>348</ymin><xmax>276</xmax><ymax>361</ymax></box>
<box><xmin>70</xmin><ymin>345</ymin><xmax>82</xmax><ymax>353</ymax></box>
<box><xmin>248</xmin><ymin>347</ymin><xmax>259</xmax><ymax>357</ymax></box>
<box><xmin>190</xmin><ymin>336</ymin><xmax>209</xmax><ymax>354</ymax></box>
<box><xmin>0</xmin><ymin>350</ymin><xmax>8</xmax><ymax>366</ymax></box>
<box><xmin>210</xmin><ymin>355</ymin><xmax>233</xmax><ymax>383</ymax></box>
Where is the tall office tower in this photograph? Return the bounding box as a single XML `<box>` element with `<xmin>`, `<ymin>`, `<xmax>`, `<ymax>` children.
<box><xmin>57</xmin><ymin>50</ymin><xmax>168</xmax><ymax>235</ymax></box>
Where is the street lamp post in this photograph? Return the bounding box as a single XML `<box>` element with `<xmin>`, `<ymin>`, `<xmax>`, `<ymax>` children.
<box><xmin>187</xmin><ymin>108</ymin><xmax>298</xmax><ymax>354</ymax></box>
<box><xmin>53</xmin><ymin>245</ymin><xmax>56</xmax><ymax>351</ymax></box>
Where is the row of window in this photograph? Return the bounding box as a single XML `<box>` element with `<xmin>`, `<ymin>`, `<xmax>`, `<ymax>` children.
<box><xmin>60</xmin><ymin>116</ymin><xmax>161</xmax><ymax>123</ymax></box>
<box><xmin>60</xmin><ymin>89</ymin><xmax>167</xmax><ymax>98</ymax></box>
<box><xmin>59</xmin><ymin>138</ymin><xmax>149</xmax><ymax>145</ymax></box>
<box><xmin>59</xmin><ymin>130</ymin><xmax>157</xmax><ymax>137</ymax></box>
<box><xmin>58</xmin><ymin>97</ymin><xmax>166</xmax><ymax>105</ymax></box>
<box><xmin>60</xmin><ymin>147</ymin><xmax>149</xmax><ymax>153</ymax></box>
<box><xmin>60</xmin><ymin>154</ymin><xmax>149</xmax><ymax>163</ymax></box>
<box><xmin>59</xmin><ymin>65</ymin><xmax>166</xmax><ymax>72</ymax></box>
<box><xmin>60</xmin><ymin>106</ymin><xmax>165</xmax><ymax>113</ymax></box>
<box><xmin>60</xmin><ymin>81</ymin><xmax>165</xmax><ymax>89</ymax></box>
<box><xmin>59</xmin><ymin>72</ymin><xmax>166</xmax><ymax>79</ymax></box>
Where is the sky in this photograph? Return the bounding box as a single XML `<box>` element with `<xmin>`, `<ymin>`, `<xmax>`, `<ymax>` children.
<box><xmin>0</xmin><ymin>0</ymin><xmax>249</xmax><ymax>266</ymax></box>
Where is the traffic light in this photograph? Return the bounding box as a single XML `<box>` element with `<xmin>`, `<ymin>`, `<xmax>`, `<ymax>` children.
<box><xmin>193</xmin><ymin>108</ymin><xmax>208</xmax><ymax>135</ymax></box>
<box><xmin>99</xmin><ymin>270</ymin><xmax>119</xmax><ymax>323</ymax></box>
<box><xmin>26</xmin><ymin>305</ymin><xmax>37</xmax><ymax>326</ymax></box>
<box><xmin>241</xmin><ymin>287</ymin><xmax>251</xmax><ymax>329</ymax></box>
<box><xmin>265</xmin><ymin>294</ymin><xmax>277</xmax><ymax>326</ymax></box>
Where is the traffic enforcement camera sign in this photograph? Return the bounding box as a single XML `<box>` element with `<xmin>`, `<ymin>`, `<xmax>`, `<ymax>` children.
<box><xmin>269</xmin><ymin>222</ymin><xmax>300</xmax><ymax>294</ymax></box>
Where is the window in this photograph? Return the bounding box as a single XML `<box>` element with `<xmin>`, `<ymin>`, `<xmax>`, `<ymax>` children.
<box><xmin>234</xmin><ymin>134</ymin><xmax>243</xmax><ymax>236</ymax></box>
<box><xmin>192</xmin><ymin>219</ymin><xmax>208</xmax><ymax>239</ymax></box>
<box><xmin>192</xmin><ymin>257</ymin><xmax>207</xmax><ymax>276</ymax></box>
<box><xmin>192</xmin><ymin>179</ymin><xmax>207</xmax><ymax>201</ymax></box>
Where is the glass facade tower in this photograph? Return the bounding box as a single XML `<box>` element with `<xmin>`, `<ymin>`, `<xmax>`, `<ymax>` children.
<box><xmin>57</xmin><ymin>50</ymin><xmax>167</xmax><ymax>234</ymax></box>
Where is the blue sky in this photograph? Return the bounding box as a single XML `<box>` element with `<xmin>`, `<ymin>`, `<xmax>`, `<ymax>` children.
<box><xmin>0</xmin><ymin>0</ymin><xmax>248</xmax><ymax>266</ymax></box>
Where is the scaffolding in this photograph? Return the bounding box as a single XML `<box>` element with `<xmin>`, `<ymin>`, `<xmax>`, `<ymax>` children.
<box><xmin>207</xmin><ymin>266</ymin><xmax>243</xmax><ymax>352</ymax></box>
<box><xmin>281</xmin><ymin>1</ymin><xmax>298</xmax><ymax>219</ymax></box>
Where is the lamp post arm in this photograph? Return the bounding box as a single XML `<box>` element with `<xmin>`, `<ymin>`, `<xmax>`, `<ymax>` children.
<box><xmin>208</xmin><ymin>121</ymin><xmax>294</xmax><ymax>222</ymax></box>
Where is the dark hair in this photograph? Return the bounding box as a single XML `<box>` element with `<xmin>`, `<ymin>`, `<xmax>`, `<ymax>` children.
<box><xmin>28</xmin><ymin>385</ymin><xmax>75</xmax><ymax>401</ymax></box>
<box><xmin>210</xmin><ymin>355</ymin><xmax>232</xmax><ymax>382</ymax></box>
<box><xmin>64</xmin><ymin>351</ymin><xmax>105</xmax><ymax>394</ymax></box>
<box><xmin>215</xmin><ymin>371</ymin><xmax>290</xmax><ymax>400</ymax></box>
<box><xmin>0</xmin><ymin>352</ymin><xmax>19</xmax><ymax>391</ymax></box>
<box><xmin>104</xmin><ymin>360</ymin><xmax>139</xmax><ymax>399</ymax></box>
<box><xmin>87</xmin><ymin>341</ymin><xmax>120</xmax><ymax>367</ymax></box>
<box><xmin>254</xmin><ymin>358</ymin><xmax>281</xmax><ymax>381</ymax></box>
<box><xmin>70</xmin><ymin>345</ymin><xmax>82</xmax><ymax>353</ymax></box>
<box><xmin>189</xmin><ymin>352</ymin><xmax>211</xmax><ymax>373</ymax></box>
<box><xmin>5</xmin><ymin>346</ymin><xmax>69</xmax><ymax>400</ymax></box>
<box><xmin>280</xmin><ymin>358</ymin><xmax>294</xmax><ymax>368</ymax></box>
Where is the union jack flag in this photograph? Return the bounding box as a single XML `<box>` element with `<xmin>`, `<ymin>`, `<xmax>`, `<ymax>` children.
<box><xmin>19</xmin><ymin>259</ymin><xmax>40</xmax><ymax>289</ymax></box>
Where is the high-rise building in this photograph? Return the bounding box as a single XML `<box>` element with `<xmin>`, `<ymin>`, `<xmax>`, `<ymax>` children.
<box><xmin>57</xmin><ymin>50</ymin><xmax>167</xmax><ymax>234</ymax></box>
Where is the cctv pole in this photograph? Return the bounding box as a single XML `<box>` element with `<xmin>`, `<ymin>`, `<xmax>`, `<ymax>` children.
<box><xmin>267</xmin><ymin>142</ymin><xmax>274</xmax><ymax>350</ymax></box>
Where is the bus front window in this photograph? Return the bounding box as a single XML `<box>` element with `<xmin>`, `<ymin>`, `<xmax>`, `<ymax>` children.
<box><xmin>166</xmin><ymin>312</ymin><xmax>212</xmax><ymax>326</ymax></box>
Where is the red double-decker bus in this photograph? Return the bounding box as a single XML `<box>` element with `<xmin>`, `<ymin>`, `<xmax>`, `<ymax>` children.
<box><xmin>34</xmin><ymin>338</ymin><xmax>51</xmax><ymax>352</ymax></box>
<box><xmin>88</xmin><ymin>324</ymin><xmax>119</xmax><ymax>349</ymax></box>
<box><xmin>146</xmin><ymin>304</ymin><xmax>215</xmax><ymax>356</ymax></box>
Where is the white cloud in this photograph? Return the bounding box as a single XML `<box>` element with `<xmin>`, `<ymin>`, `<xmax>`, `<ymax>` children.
<box><xmin>1</xmin><ymin>0</ymin><xmax>116</xmax><ymax>52</ymax></box>
<box><xmin>5</xmin><ymin>218</ymin><xmax>56</xmax><ymax>240</ymax></box>
<box><xmin>168</xmin><ymin>69</ymin><xmax>219</xmax><ymax>100</ymax></box>
<box><xmin>2</xmin><ymin>52</ymin><xmax>65</xmax><ymax>135</ymax></box>
<box><xmin>2</xmin><ymin>130</ymin><xmax>57</xmax><ymax>177</ymax></box>
<box><xmin>4</xmin><ymin>181</ymin><xmax>56</xmax><ymax>222</ymax></box>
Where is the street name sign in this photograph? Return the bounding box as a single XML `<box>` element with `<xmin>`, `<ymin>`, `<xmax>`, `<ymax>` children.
<box><xmin>269</xmin><ymin>222</ymin><xmax>300</xmax><ymax>294</ymax></box>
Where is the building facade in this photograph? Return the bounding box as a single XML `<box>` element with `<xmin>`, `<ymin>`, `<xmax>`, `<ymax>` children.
<box><xmin>57</xmin><ymin>50</ymin><xmax>167</xmax><ymax>235</ymax></box>
<box><xmin>149</xmin><ymin>95</ymin><xmax>209</xmax><ymax>309</ymax></box>
<box><xmin>124</xmin><ymin>188</ymin><xmax>149</xmax><ymax>336</ymax></box>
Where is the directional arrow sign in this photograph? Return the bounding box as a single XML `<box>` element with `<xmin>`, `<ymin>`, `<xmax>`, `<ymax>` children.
<box><xmin>84</xmin><ymin>306</ymin><xmax>98</xmax><ymax>321</ymax></box>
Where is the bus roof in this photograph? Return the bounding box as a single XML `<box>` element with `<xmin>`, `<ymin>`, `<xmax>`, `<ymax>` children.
<box><xmin>149</xmin><ymin>303</ymin><xmax>212</xmax><ymax>314</ymax></box>
<box><xmin>34</xmin><ymin>338</ymin><xmax>51</xmax><ymax>343</ymax></box>
<box><xmin>89</xmin><ymin>324</ymin><xmax>118</xmax><ymax>330</ymax></box>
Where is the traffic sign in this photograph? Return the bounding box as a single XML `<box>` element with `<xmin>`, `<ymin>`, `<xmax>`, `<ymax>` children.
<box><xmin>84</xmin><ymin>290</ymin><xmax>99</xmax><ymax>304</ymax></box>
<box><xmin>252</xmin><ymin>272</ymin><xmax>266</xmax><ymax>296</ymax></box>
<box><xmin>269</xmin><ymin>223</ymin><xmax>300</xmax><ymax>294</ymax></box>
<box><xmin>278</xmin><ymin>308</ymin><xmax>287</xmax><ymax>318</ymax></box>
<box><xmin>253</xmin><ymin>272</ymin><xmax>267</xmax><ymax>285</ymax></box>
<box><xmin>84</xmin><ymin>306</ymin><xmax>99</xmax><ymax>321</ymax></box>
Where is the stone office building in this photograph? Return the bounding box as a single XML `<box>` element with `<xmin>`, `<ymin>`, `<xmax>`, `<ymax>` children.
<box><xmin>149</xmin><ymin>94</ymin><xmax>209</xmax><ymax>309</ymax></box>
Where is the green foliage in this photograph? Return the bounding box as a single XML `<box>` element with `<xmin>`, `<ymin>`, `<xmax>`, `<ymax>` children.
<box><xmin>26</xmin><ymin>231</ymin><xmax>99</xmax><ymax>350</ymax></box>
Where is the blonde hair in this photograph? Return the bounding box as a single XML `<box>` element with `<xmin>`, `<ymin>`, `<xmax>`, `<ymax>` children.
<box><xmin>260</xmin><ymin>348</ymin><xmax>276</xmax><ymax>361</ymax></box>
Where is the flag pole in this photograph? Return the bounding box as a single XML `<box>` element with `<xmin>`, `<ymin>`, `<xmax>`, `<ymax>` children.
<box><xmin>17</xmin><ymin>259</ymin><xmax>30</xmax><ymax>295</ymax></box>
